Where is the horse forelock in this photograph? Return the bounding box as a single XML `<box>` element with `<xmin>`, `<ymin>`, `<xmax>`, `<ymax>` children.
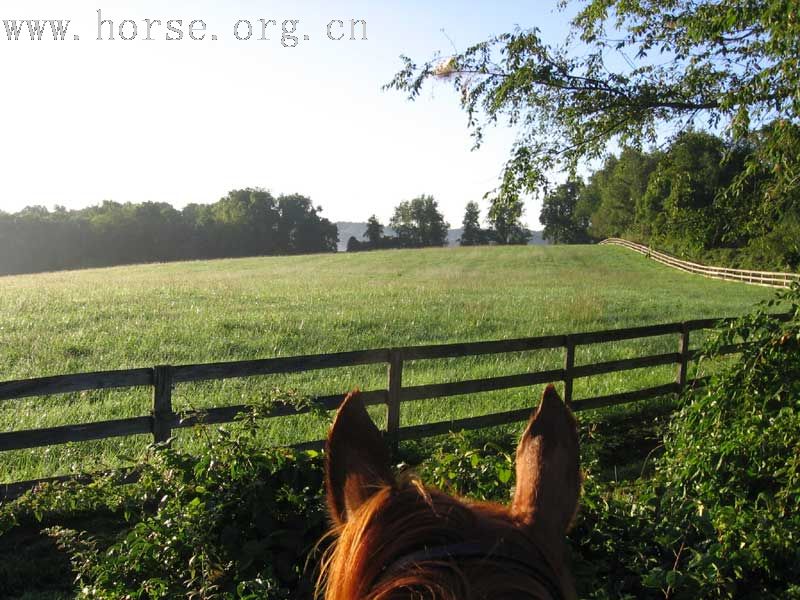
<box><xmin>318</xmin><ymin>476</ymin><xmax>570</xmax><ymax>600</ymax></box>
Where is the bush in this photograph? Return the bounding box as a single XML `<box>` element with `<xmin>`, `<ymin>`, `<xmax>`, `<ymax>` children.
<box><xmin>649</xmin><ymin>285</ymin><xmax>800</xmax><ymax>598</ymax></box>
<box><xmin>564</xmin><ymin>286</ymin><xmax>800</xmax><ymax>599</ymax></box>
<box><xmin>416</xmin><ymin>432</ymin><xmax>515</xmax><ymax>502</ymax></box>
<box><xmin>4</xmin><ymin>401</ymin><xmax>327</xmax><ymax>600</ymax></box>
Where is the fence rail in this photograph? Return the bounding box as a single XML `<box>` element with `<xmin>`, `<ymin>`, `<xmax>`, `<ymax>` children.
<box><xmin>1</xmin><ymin>314</ymin><xmax>785</xmax><ymax>499</ymax></box>
<box><xmin>600</xmin><ymin>238</ymin><xmax>800</xmax><ymax>288</ymax></box>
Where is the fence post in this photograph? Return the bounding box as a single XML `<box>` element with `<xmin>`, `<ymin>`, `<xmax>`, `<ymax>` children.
<box><xmin>153</xmin><ymin>365</ymin><xmax>174</xmax><ymax>444</ymax></box>
<box><xmin>386</xmin><ymin>350</ymin><xmax>403</xmax><ymax>454</ymax></box>
<box><xmin>563</xmin><ymin>335</ymin><xmax>575</xmax><ymax>406</ymax></box>
<box><xmin>676</xmin><ymin>324</ymin><xmax>690</xmax><ymax>392</ymax></box>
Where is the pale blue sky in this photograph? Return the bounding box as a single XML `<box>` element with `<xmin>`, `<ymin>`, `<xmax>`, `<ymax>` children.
<box><xmin>1</xmin><ymin>1</ymin><xmax>579</xmax><ymax>228</ymax></box>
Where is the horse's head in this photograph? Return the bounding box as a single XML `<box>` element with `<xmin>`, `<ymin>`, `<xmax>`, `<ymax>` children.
<box><xmin>319</xmin><ymin>385</ymin><xmax>580</xmax><ymax>599</ymax></box>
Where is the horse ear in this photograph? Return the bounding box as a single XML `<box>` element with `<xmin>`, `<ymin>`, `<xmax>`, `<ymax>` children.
<box><xmin>325</xmin><ymin>391</ymin><xmax>394</xmax><ymax>526</ymax></box>
<box><xmin>511</xmin><ymin>384</ymin><xmax>580</xmax><ymax>541</ymax></box>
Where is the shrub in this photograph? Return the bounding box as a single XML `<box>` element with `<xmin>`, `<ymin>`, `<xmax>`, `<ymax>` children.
<box><xmin>417</xmin><ymin>432</ymin><xmax>515</xmax><ymax>502</ymax></box>
<box><xmin>4</xmin><ymin>399</ymin><xmax>328</xmax><ymax>600</ymax></box>
<box><xmin>650</xmin><ymin>285</ymin><xmax>800</xmax><ymax>598</ymax></box>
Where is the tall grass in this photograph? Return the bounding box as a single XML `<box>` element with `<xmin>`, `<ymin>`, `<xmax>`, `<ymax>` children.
<box><xmin>0</xmin><ymin>245</ymin><xmax>775</xmax><ymax>482</ymax></box>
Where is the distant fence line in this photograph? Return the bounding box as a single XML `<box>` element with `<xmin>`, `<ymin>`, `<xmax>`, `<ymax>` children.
<box><xmin>1</xmin><ymin>314</ymin><xmax>785</xmax><ymax>499</ymax></box>
<box><xmin>600</xmin><ymin>238</ymin><xmax>800</xmax><ymax>288</ymax></box>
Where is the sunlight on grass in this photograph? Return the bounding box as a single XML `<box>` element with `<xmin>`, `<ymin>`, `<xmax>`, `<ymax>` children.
<box><xmin>0</xmin><ymin>245</ymin><xmax>776</xmax><ymax>481</ymax></box>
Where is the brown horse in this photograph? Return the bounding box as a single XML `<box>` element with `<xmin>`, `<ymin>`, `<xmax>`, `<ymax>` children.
<box><xmin>318</xmin><ymin>384</ymin><xmax>581</xmax><ymax>599</ymax></box>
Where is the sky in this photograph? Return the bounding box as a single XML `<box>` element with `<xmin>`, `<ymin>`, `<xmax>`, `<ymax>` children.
<box><xmin>0</xmin><ymin>1</ymin><xmax>578</xmax><ymax>228</ymax></box>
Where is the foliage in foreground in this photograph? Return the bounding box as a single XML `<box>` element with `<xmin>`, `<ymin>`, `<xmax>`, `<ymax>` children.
<box><xmin>649</xmin><ymin>285</ymin><xmax>800</xmax><ymax>598</ymax></box>
<box><xmin>573</xmin><ymin>285</ymin><xmax>800</xmax><ymax>599</ymax></box>
<box><xmin>2</xmin><ymin>408</ymin><xmax>327</xmax><ymax>599</ymax></box>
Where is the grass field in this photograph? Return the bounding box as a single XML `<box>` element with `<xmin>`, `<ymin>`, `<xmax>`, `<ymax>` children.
<box><xmin>0</xmin><ymin>244</ymin><xmax>776</xmax><ymax>483</ymax></box>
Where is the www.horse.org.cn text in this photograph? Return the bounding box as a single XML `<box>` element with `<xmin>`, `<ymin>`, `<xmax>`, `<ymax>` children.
<box><xmin>2</xmin><ymin>10</ymin><xmax>368</xmax><ymax>47</ymax></box>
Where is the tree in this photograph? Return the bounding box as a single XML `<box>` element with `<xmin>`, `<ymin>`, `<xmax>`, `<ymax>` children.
<box><xmin>572</xmin><ymin>131</ymin><xmax>800</xmax><ymax>267</ymax></box>
<box><xmin>487</xmin><ymin>192</ymin><xmax>531</xmax><ymax>245</ymax></box>
<box><xmin>587</xmin><ymin>148</ymin><xmax>660</xmax><ymax>239</ymax></box>
<box><xmin>389</xmin><ymin>195</ymin><xmax>449</xmax><ymax>248</ymax></box>
<box><xmin>346</xmin><ymin>236</ymin><xmax>364</xmax><ymax>252</ymax></box>
<box><xmin>211</xmin><ymin>189</ymin><xmax>280</xmax><ymax>257</ymax></box>
<box><xmin>459</xmin><ymin>201</ymin><xmax>487</xmax><ymax>246</ymax></box>
<box><xmin>540</xmin><ymin>180</ymin><xmax>589</xmax><ymax>244</ymax></box>
<box><xmin>386</xmin><ymin>0</ymin><xmax>800</xmax><ymax>231</ymax></box>
<box><xmin>641</xmin><ymin>131</ymin><xmax>746</xmax><ymax>251</ymax></box>
<box><xmin>364</xmin><ymin>215</ymin><xmax>384</xmax><ymax>247</ymax></box>
<box><xmin>0</xmin><ymin>191</ymin><xmax>339</xmax><ymax>276</ymax></box>
<box><xmin>275</xmin><ymin>194</ymin><xmax>338</xmax><ymax>254</ymax></box>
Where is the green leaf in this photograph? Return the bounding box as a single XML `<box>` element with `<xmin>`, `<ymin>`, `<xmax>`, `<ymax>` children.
<box><xmin>497</xmin><ymin>468</ymin><xmax>512</xmax><ymax>484</ymax></box>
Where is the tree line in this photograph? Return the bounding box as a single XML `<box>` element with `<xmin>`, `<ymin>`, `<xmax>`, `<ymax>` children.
<box><xmin>346</xmin><ymin>194</ymin><xmax>531</xmax><ymax>252</ymax></box>
<box><xmin>539</xmin><ymin>128</ymin><xmax>800</xmax><ymax>270</ymax></box>
<box><xmin>0</xmin><ymin>189</ymin><xmax>338</xmax><ymax>276</ymax></box>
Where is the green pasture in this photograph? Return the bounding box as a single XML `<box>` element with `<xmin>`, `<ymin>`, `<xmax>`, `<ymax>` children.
<box><xmin>0</xmin><ymin>245</ymin><xmax>776</xmax><ymax>482</ymax></box>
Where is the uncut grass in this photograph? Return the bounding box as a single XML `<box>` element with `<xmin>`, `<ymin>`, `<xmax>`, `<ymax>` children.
<box><xmin>0</xmin><ymin>245</ymin><xmax>775</xmax><ymax>481</ymax></box>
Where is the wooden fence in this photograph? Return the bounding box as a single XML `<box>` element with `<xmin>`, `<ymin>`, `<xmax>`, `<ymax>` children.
<box><xmin>600</xmin><ymin>238</ymin><xmax>800</xmax><ymax>288</ymax></box>
<box><xmin>0</xmin><ymin>315</ymin><xmax>771</xmax><ymax>499</ymax></box>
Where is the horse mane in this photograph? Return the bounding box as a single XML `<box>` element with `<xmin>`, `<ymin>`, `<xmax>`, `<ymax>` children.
<box><xmin>318</xmin><ymin>474</ymin><xmax>564</xmax><ymax>600</ymax></box>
